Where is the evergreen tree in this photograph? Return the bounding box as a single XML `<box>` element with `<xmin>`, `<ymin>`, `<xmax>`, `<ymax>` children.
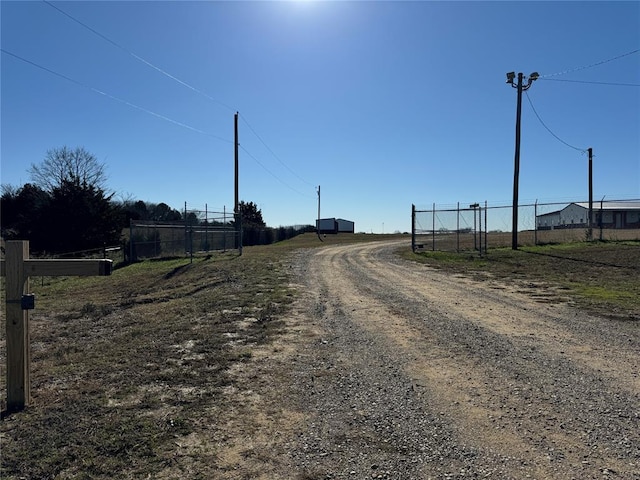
<box><xmin>238</xmin><ymin>201</ymin><xmax>265</xmax><ymax>227</ymax></box>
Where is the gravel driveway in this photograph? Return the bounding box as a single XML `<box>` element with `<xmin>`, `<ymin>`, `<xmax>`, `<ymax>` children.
<box><xmin>217</xmin><ymin>240</ymin><xmax>639</xmax><ymax>479</ymax></box>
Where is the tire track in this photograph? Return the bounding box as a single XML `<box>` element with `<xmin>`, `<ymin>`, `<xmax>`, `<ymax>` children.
<box><xmin>293</xmin><ymin>241</ymin><xmax>639</xmax><ymax>478</ymax></box>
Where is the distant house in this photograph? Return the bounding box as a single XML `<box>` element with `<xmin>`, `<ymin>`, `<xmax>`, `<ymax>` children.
<box><xmin>316</xmin><ymin>218</ymin><xmax>355</xmax><ymax>234</ymax></box>
<box><xmin>536</xmin><ymin>201</ymin><xmax>640</xmax><ymax>230</ymax></box>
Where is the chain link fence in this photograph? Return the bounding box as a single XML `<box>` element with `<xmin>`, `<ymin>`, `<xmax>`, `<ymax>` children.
<box><xmin>412</xmin><ymin>199</ymin><xmax>640</xmax><ymax>253</ymax></box>
<box><xmin>128</xmin><ymin>207</ymin><xmax>239</xmax><ymax>261</ymax></box>
<box><xmin>128</xmin><ymin>205</ymin><xmax>315</xmax><ymax>261</ymax></box>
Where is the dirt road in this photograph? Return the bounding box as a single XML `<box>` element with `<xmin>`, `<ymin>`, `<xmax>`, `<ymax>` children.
<box><xmin>217</xmin><ymin>240</ymin><xmax>639</xmax><ymax>479</ymax></box>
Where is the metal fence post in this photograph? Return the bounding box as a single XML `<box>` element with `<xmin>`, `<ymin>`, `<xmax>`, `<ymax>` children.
<box><xmin>239</xmin><ymin>215</ymin><xmax>243</xmax><ymax>256</ymax></box>
<box><xmin>599</xmin><ymin>197</ymin><xmax>604</xmax><ymax>241</ymax></box>
<box><xmin>432</xmin><ymin>203</ymin><xmax>436</xmax><ymax>251</ymax></box>
<box><xmin>205</xmin><ymin>203</ymin><xmax>209</xmax><ymax>252</ymax></box>
<box><xmin>456</xmin><ymin>202</ymin><xmax>460</xmax><ymax>253</ymax></box>
<box><xmin>532</xmin><ymin>202</ymin><xmax>538</xmax><ymax>247</ymax></box>
<box><xmin>184</xmin><ymin>202</ymin><xmax>188</xmax><ymax>255</ymax></box>
<box><xmin>411</xmin><ymin>204</ymin><xmax>416</xmax><ymax>252</ymax></box>
<box><xmin>129</xmin><ymin>219</ymin><xmax>134</xmax><ymax>262</ymax></box>
<box><xmin>484</xmin><ymin>201</ymin><xmax>488</xmax><ymax>254</ymax></box>
<box><xmin>478</xmin><ymin>204</ymin><xmax>482</xmax><ymax>255</ymax></box>
<box><xmin>189</xmin><ymin>227</ymin><xmax>193</xmax><ymax>263</ymax></box>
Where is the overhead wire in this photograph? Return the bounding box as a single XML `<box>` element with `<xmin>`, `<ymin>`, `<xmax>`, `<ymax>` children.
<box><xmin>539</xmin><ymin>48</ymin><xmax>639</xmax><ymax>78</ymax></box>
<box><xmin>42</xmin><ymin>0</ymin><xmax>236</xmax><ymax>114</ymax></box>
<box><xmin>239</xmin><ymin>114</ymin><xmax>316</xmax><ymax>188</ymax></box>
<box><xmin>4</xmin><ymin>43</ymin><xmax>312</xmax><ymax>198</ymax></box>
<box><xmin>239</xmin><ymin>145</ymin><xmax>313</xmax><ymax>198</ymax></box>
<box><xmin>524</xmin><ymin>90</ymin><xmax>587</xmax><ymax>153</ymax></box>
<box><xmin>1</xmin><ymin>48</ymin><xmax>232</xmax><ymax>142</ymax></box>
<box><xmin>538</xmin><ymin>78</ymin><xmax>640</xmax><ymax>87</ymax></box>
<box><xmin>42</xmin><ymin>0</ymin><xmax>314</xmax><ymax>190</ymax></box>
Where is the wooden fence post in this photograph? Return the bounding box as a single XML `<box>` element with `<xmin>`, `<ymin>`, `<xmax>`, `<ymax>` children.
<box><xmin>2</xmin><ymin>240</ymin><xmax>112</xmax><ymax>413</ymax></box>
<box><xmin>5</xmin><ymin>241</ymin><xmax>31</xmax><ymax>411</ymax></box>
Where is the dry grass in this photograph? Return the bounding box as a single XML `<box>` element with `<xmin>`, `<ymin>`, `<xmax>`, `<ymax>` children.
<box><xmin>0</xmin><ymin>248</ymin><xmax>292</xmax><ymax>478</ymax></box>
<box><xmin>0</xmin><ymin>232</ymin><xmax>637</xmax><ymax>478</ymax></box>
<box><xmin>404</xmin><ymin>240</ymin><xmax>640</xmax><ymax>320</ymax></box>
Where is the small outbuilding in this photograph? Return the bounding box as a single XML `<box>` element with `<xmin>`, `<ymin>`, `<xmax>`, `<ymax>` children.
<box><xmin>316</xmin><ymin>218</ymin><xmax>355</xmax><ymax>234</ymax></box>
<box><xmin>536</xmin><ymin>201</ymin><xmax>640</xmax><ymax>230</ymax></box>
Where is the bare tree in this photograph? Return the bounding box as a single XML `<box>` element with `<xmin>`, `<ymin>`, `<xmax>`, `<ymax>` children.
<box><xmin>29</xmin><ymin>146</ymin><xmax>108</xmax><ymax>192</ymax></box>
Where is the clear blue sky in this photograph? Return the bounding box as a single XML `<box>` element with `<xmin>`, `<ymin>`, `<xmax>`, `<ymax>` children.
<box><xmin>2</xmin><ymin>1</ymin><xmax>639</xmax><ymax>234</ymax></box>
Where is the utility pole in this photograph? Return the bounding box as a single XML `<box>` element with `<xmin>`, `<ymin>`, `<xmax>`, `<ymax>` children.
<box><xmin>234</xmin><ymin>112</ymin><xmax>241</xmax><ymax>252</ymax></box>
<box><xmin>588</xmin><ymin>147</ymin><xmax>593</xmax><ymax>240</ymax></box>
<box><xmin>506</xmin><ymin>71</ymin><xmax>539</xmax><ymax>250</ymax></box>
<box><xmin>234</xmin><ymin>112</ymin><xmax>239</xmax><ymax>215</ymax></box>
<box><xmin>317</xmin><ymin>185</ymin><xmax>321</xmax><ymax>226</ymax></box>
<box><xmin>316</xmin><ymin>185</ymin><xmax>323</xmax><ymax>241</ymax></box>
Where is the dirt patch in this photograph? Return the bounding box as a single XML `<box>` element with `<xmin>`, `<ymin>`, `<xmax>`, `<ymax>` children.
<box><xmin>2</xmin><ymin>237</ymin><xmax>638</xmax><ymax>479</ymax></box>
<box><xmin>215</xmin><ymin>241</ymin><xmax>639</xmax><ymax>478</ymax></box>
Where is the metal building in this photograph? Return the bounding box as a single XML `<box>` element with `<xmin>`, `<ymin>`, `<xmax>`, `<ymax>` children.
<box><xmin>537</xmin><ymin>201</ymin><xmax>640</xmax><ymax>230</ymax></box>
<box><xmin>316</xmin><ymin>218</ymin><xmax>355</xmax><ymax>234</ymax></box>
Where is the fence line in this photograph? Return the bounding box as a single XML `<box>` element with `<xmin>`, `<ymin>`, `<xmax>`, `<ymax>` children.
<box><xmin>128</xmin><ymin>203</ymin><xmax>314</xmax><ymax>261</ymax></box>
<box><xmin>412</xmin><ymin>198</ymin><xmax>640</xmax><ymax>253</ymax></box>
<box><xmin>128</xmin><ymin>203</ymin><xmax>238</xmax><ymax>261</ymax></box>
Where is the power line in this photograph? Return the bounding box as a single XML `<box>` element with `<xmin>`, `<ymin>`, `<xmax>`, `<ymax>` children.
<box><xmin>43</xmin><ymin>0</ymin><xmax>313</xmax><ymax>190</ymax></box>
<box><xmin>539</xmin><ymin>78</ymin><xmax>640</xmax><ymax>87</ymax></box>
<box><xmin>42</xmin><ymin>0</ymin><xmax>236</xmax><ymax>114</ymax></box>
<box><xmin>540</xmin><ymin>48</ymin><xmax>639</xmax><ymax>78</ymax></box>
<box><xmin>239</xmin><ymin>114</ymin><xmax>316</xmax><ymax>188</ymax></box>
<box><xmin>239</xmin><ymin>145</ymin><xmax>313</xmax><ymax>198</ymax></box>
<box><xmin>1</xmin><ymin>48</ymin><xmax>232</xmax><ymax>143</ymax></box>
<box><xmin>524</xmin><ymin>90</ymin><xmax>587</xmax><ymax>152</ymax></box>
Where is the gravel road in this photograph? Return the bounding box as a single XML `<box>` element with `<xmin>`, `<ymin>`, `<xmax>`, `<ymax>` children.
<box><xmin>217</xmin><ymin>240</ymin><xmax>639</xmax><ymax>479</ymax></box>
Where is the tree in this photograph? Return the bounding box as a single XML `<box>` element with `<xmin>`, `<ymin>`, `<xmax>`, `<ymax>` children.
<box><xmin>1</xmin><ymin>183</ymin><xmax>49</xmax><ymax>241</ymax></box>
<box><xmin>235</xmin><ymin>201</ymin><xmax>266</xmax><ymax>247</ymax></box>
<box><xmin>41</xmin><ymin>179</ymin><xmax>122</xmax><ymax>253</ymax></box>
<box><xmin>29</xmin><ymin>146</ymin><xmax>108</xmax><ymax>193</ymax></box>
<box><xmin>151</xmin><ymin>202</ymin><xmax>182</xmax><ymax>222</ymax></box>
<box><xmin>238</xmin><ymin>201</ymin><xmax>265</xmax><ymax>227</ymax></box>
<box><xmin>3</xmin><ymin>147</ymin><xmax>124</xmax><ymax>253</ymax></box>
<box><xmin>118</xmin><ymin>199</ymin><xmax>150</xmax><ymax>221</ymax></box>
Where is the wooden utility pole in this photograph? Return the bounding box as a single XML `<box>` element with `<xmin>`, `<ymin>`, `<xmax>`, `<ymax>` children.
<box><xmin>234</xmin><ymin>112</ymin><xmax>239</xmax><ymax>215</ymax></box>
<box><xmin>316</xmin><ymin>185</ymin><xmax>323</xmax><ymax>241</ymax></box>
<box><xmin>511</xmin><ymin>73</ymin><xmax>524</xmax><ymax>251</ymax></box>
<box><xmin>506</xmin><ymin>71</ymin><xmax>538</xmax><ymax>250</ymax></box>
<box><xmin>1</xmin><ymin>240</ymin><xmax>112</xmax><ymax>412</ymax></box>
<box><xmin>317</xmin><ymin>185</ymin><xmax>321</xmax><ymax>225</ymax></box>
<box><xmin>234</xmin><ymin>112</ymin><xmax>241</xmax><ymax>253</ymax></box>
<box><xmin>588</xmin><ymin>147</ymin><xmax>593</xmax><ymax>240</ymax></box>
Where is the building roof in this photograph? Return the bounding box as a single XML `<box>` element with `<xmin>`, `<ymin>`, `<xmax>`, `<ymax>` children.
<box><xmin>537</xmin><ymin>201</ymin><xmax>640</xmax><ymax>218</ymax></box>
<box><xmin>572</xmin><ymin>201</ymin><xmax>640</xmax><ymax>211</ymax></box>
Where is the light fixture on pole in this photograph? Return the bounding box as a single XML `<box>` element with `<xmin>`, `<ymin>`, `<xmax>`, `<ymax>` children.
<box><xmin>506</xmin><ymin>71</ymin><xmax>538</xmax><ymax>250</ymax></box>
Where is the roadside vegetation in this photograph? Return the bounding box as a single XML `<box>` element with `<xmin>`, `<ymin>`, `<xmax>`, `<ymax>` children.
<box><xmin>404</xmin><ymin>240</ymin><xmax>640</xmax><ymax>320</ymax></box>
<box><xmin>1</xmin><ymin>246</ymin><xmax>294</xmax><ymax>477</ymax></box>
<box><xmin>1</xmin><ymin>233</ymin><xmax>637</xmax><ymax>478</ymax></box>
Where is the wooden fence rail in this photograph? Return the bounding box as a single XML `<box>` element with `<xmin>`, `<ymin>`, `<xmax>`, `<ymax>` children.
<box><xmin>1</xmin><ymin>240</ymin><xmax>112</xmax><ymax>413</ymax></box>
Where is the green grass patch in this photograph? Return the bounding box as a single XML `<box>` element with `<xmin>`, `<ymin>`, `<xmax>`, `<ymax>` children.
<box><xmin>405</xmin><ymin>241</ymin><xmax>640</xmax><ymax>319</ymax></box>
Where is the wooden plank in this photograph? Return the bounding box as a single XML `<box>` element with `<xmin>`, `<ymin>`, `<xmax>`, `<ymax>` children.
<box><xmin>23</xmin><ymin>259</ymin><xmax>112</xmax><ymax>277</ymax></box>
<box><xmin>5</xmin><ymin>241</ymin><xmax>30</xmax><ymax>411</ymax></box>
<box><xmin>0</xmin><ymin>259</ymin><xmax>113</xmax><ymax>277</ymax></box>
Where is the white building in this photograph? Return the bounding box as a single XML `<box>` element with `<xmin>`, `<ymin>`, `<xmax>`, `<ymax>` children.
<box><xmin>536</xmin><ymin>201</ymin><xmax>640</xmax><ymax>230</ymax></box>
